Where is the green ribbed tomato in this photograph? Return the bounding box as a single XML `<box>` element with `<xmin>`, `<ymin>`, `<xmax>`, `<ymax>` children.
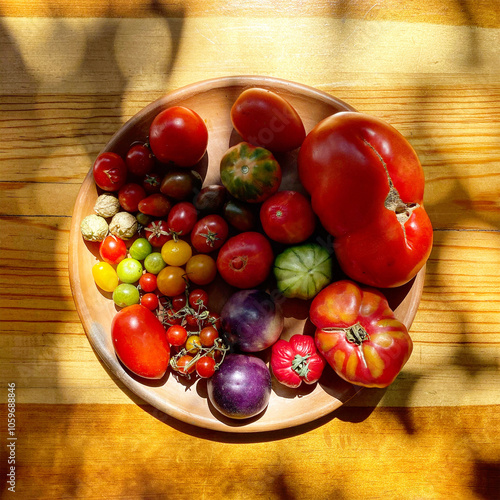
<box><xmin>219</xmin><ymin>142</ymin><xmax>281</xmax><ymax>203</ymax></box>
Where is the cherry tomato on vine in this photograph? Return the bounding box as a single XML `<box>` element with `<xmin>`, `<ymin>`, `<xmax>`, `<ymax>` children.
<box><xmin>186</xmin><ymin>335</ymin><xmax>202</xmax><ymax>354</ymax></box>
<box><xmin>139</xmin><ymin>272</ymin><xmax>157</xmax><ymax>293</ymax></box>
<box><xmin>189</xmin><ymin>289</ymin><xmax>209</xmax><ymax>310</ymax></box>
<box><xmin>207</xmin><ymin>312</ymin><xmax>222</xmax><ymax>331</ymax></box>
<box><xmin>167</xmin><ymin>202</ymin><xmax>198</xmax><ymax>239</ymax></box>
<box><xmin>196</xmin><ymin>356</ymin><xmax>216</xmax><ymax>378</ymax></box>
<box><xmin>185</xmin><ymin>254</ymin><xmax>217</xmax><ymax>285</ymax></box>
<box><xmin>166</xmin><ymin>325</ymin><xmax>188</xmax><ymax>346</ymax></box>
<box><xmin>190</xmin><ymin>215</ymin><xmax>229</xmax><ymax>254</ymax></box>
<box><xmin>118</xmin><ymin>182</ymin><xmax>146</xmax><ymax>212</ymax></box>
<box><xmin>199</xmin><ymin>326</ymin><xmax>219</xmax><ymax>347</ymax></box>
<box><xmin>174</xmin><ymin>354</ymin><xmax>196</xmax><ymax>375</ymax></box>
<box><xmin>93</xmin><ymin>152</ymin><xmax>127</xmax><ymax>192</ymax></box>
<box><xmin>141</xmin><ymin>292</ymin><xmax>159</xmax><ymax>310</ymax></box>
<box><xmin>171</xmin><ymin>293</ymin><xmax>187</xmax><ymax>311</ymax></box>
<box><xmin>126</xmin><ymin>143</ymin><xmax>155</xmax><ymax>177</ymax></box>
<box><xmin>99</xmin><ymin>235</ymin><xmax>127</xmax><ymax>265</ymax></box>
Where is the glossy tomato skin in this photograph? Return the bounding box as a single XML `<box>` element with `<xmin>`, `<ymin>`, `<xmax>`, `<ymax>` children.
<box><xmin>93</xmin><ymin>152</ymin><xmax>127</xmax><ymax>192</ymax></box>
<box><xmin>260</xmin><ymin>190</ymin><xmax>316</xmax><ymax>244</ymax></box>
<box><xmin>118</xmin><ymin>182</ymin><xmax>146</xmax><ymax>212</ymax></box>
<box><xmin>231</xmin><ymin>88</ymin><xmax>306</xmax><ymax>152</ymax></box>
<box><xmin>311</xmin><ymin>280</ymin><xmax>413</xmax><ymax>388</ymax></box>
<box><xmin>216</xmin><ymin>232</ymin><xmax>273</xmax><ymax>289</ymax></box>
<box><xmin>126</xmin><ymin>143</ymin><xmax>155</xmax><ymax>176</ymax></box>
<box><xmin>149</xmin><ymin>106</ymin><xmax>208</xmax><ymax>167</ymax></box>
<box><xmin>298</xmin><ymin>111</ymin><xmax>433</xmax><ymax>288</ymax></box>
<box><xmin>138</xmin><ymin>193</ymin><xmax>172</xmax><ymax>218</ymax></box>
<box><xmin>99</xmin><ymin>235</ymin><xmax>127</xmax><ymax>265</ymax></box>
<box><xmin>167</xmin><ymin>202</ymin><xmax>198</xmax><ymax>238</ymax></box>
<box><xmin>191</xmin><ymin>215</ymin><xmax>229</xmax><ymax>253</ymax></box>
<box><xmin>111</xmin><ymin>304</ymin><xmax>170</xmax><ymax>379</ymax></box>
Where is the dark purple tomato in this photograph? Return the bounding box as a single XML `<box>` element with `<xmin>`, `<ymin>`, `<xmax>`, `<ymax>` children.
<box><xmin>194</xmin><ymin>185</ymin><xmax>227</xmax><ymax>214</ymax></box>
<box><xmin>207</xmin><ymin>354</ymin><xmax>271</xmax><ymax>419</ymax></box>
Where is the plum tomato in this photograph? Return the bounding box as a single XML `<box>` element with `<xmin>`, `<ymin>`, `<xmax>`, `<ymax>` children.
<box><xmin>196</xmin><ymin>356</ymin><xmax>216</xmax><ymax>378</ymax></box>
<box><xmin>156</xmin><ymin>266</ymin><xmax>187</xmax><ymax>296</ymax></box>
<box><xmin>166</xmin><ymin>325</ymin><xmax>188</xmax><ymax>346</ymax></box>
<box><xmin>167</xmin><ymin>202</ymin><xmax>198</xmax><ymax>239</ymax></box>
<box><xmin>230</xmin><ymin>88</ymin><xmax>306</xmax><ymax>153</ymax></box>
<box><xmin>138</xmin><ymin>193</ymin><xmax>172</xmax><ymax>218</ymax></box>
<box><xmin>139</xmin><ymin>272</ymin><xmax>157</xmax><ymax>293</ymax></box>
<box><xmin>126</xmin><ymin>143</ymin><xmax>155</xmax><ymax>176</ymax></box>
<box><xmin>140</xmin><ymin>292</ymin><xmax>159</xmax><ymax>310</ymax></box>
<box><xmin>160</xmin><ymin>169</ymin><xmax>203</xmax><ymax>201</ymax></box>
<box><xmin>185</xmin><ymin>254</ymin><xmax>217</xmax><ymax>286</ymax></box>
<box><xmin>149</xmin><ymin>106</ymin><xmax>208</xmax><ymax>167</ymax></box>
<box><xmin>220</xmin><ymin>142</ymin><xmax>281</xmax><ymax>203</ymax></box>
<box><xmin>194</xmin><ymin>185</ymin><xmax>227</xmax><ymax>215</ymax></box>
<box><xmin>92</xmin><ymin>261</ymin><xmax>119</xmax><ymax>292</ymax></box>
<box><xmin>190</xmin><ymin>215</ymin><xmax>229</xmax><ymax>254</ymax></box>
<box><xmin>142</xmin><ymin>172</ymin><xmax>162</xmax><ymax>194</ymax></box>
<box><xmin>189</xmin><ymin>289</ymin><xmax>209</xmax><ymax>310</ymax></box>
<box><xmin>144</xmin><ymin>220</ymin><xmax>172</xmax><ymax>248</ymax></box>
<box><xmin>199</xmin><ymin>326</ymin><xmax>219</xmax><ymax>347</ymax></box>
<box><xmin>223</xmin><ymin>200</ymin><xmax>257</xmax><ymax>232</ymax></box>
<box><xmin>216</xmin><ymin>232</ymin><xmax>273</xmax><ymax>289</ymax></box>
<box><xmin>260</xmin><ymin>190</ymin><xmax>316</xmax><ymax>244</ymax></box>
<box><xmin>99</xmin><ymin>235</ymin><xmax>127</xmax><ymax>265</ymax></box>
<box><xmin>118</xmin><ymin>183</ymin><xmax>146</xmax><ymax>213</ymax></box>
<box><xmin>161</xmin><ymin>239</ymin><xmax>192</xmax><ymax>267</ymax></box>
<box><xmin>93</xmin><ymin>152</ymin><xmax>127</xmax><ymax>192</ymax></box>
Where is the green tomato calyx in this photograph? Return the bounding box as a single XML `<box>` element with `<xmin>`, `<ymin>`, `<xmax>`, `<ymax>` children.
<box><xmin>291</xmin><ymin>353</ymin><xmax>311</xmax><ymax>378</ymax></box>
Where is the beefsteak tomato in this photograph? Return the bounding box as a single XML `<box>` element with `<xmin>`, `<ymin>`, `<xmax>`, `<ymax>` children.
<box><xmin>298</xmin><ymin>112</ymin><xmax>433</xmax><ymax>288</ymax></box>
<box><xmin>311</xmin><ymin>280</ymin><xmax>413</xmax><ymax>388</ymax></box>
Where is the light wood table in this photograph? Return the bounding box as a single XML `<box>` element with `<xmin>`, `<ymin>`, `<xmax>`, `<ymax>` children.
<box><xmin>1</xmin><ymin>1</ymin><xmax>499</xmax><ymax>498</ymax></box>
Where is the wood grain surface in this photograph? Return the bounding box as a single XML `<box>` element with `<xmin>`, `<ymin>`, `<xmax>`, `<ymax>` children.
<box><xmin>0</xmin><ymin>0</ymin><xmax>499</xmax><ymax>498</ymax></box>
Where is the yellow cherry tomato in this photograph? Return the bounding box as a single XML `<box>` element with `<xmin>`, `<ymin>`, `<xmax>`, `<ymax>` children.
<box><xmin>161</xmin><ymin>239</ymin><xmax>193</xmax><ymax>267</ymax></box>
<box><xmin>92</xmin><ymin>261</ymin><xmax>119</xmax><ymax>292</ymax></box>
<box><xmin>185</xmin><ymin>335</ymin><xmax>202</xmax><ymax>354</ymax></box>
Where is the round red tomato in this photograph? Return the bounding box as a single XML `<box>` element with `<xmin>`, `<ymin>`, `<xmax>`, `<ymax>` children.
<box><xmin>216</xmin><ymin>232</ymin><xmax>273</xmax><ymax>289</ymax></box>
<box><xmin>118</xmin><ymin>182</ymin><xmax>146</xmax><ymax>212</ymax></box>
<box><xmin>167</xmin><ymin>202</ymin><xmax>198</xmax><ymax>239</ymax></box>
<box><xmin>126</xmin><ymin>143</ymin><xmax>155</xmax><ymax>176</ymax></box>
<box><xmin>191</xmin><ymin>215</ymin><xmax>229</xmax><ymax>253</ymax></box>
<box><xmin>141</xmin><ymin>292</ymin><xmax>159</xmax><ymax>310</ymax></box>
<box><xmin>139</xmin><ymin>272</ymin><xmax>157</xmax><ymax>293</ymax></box>
<box><xmin>149</xmin><ymin>106</ymin><xmax>208</xmax><ymax>167</ymax></box>
<box><xmin>260</xmin><ymin>190</ymin><xmax>316</xmax><ymax>244</ymax></box>
<box><xmin>111</xmin><ymin>304</ymin><xmax>170</xmax><ymax>379</ymax></box>
<box><xmin>99</xmin><ymin>235</ymin><xmax>127</xmax><ymax>265</ymax></box>
<box><xmin>93</xmin><ymin>152</ymin><xmax>127</xmax><ymax>192</ymax></box>
<box><xmin>231</xmin><ymin>88</ymin><xmax>306</xmax><ymax>152</ymax></box>
<box><xmin>144</xmin><ymin>220</ymin><xmax>171</xmax><ymax>248</ymax></box>
<box><xmin>298</xmin><ymin>112</ymin><xmax>433</xmax><ymax>288</ymax></box>
<box><xmin>142</xmin><ymin>172</ymin><xmax>162</xmax><ymax>194</ymax></box>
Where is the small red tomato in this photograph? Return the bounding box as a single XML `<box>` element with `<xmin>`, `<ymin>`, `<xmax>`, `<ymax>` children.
<box><xmin>196</xmin><ymin>356</ymin><xmax>216</xmax><ymax>378</ymax></box>
<box><xmin>199</xmin><ymin>326</ymin><xmax>219</xmax><ymax>347</ymax></box>
<box><xmin>167</xmin><ymin>202</ymin><xmax>198</xmax><ymax>239</ymax></box>
<box><xmin>141</xmin><ymin>292</ymin><xmax>159</xmax><ymax>310</ymax></box>
<box><xmin>93</xmin><ymin>152</ymin><xmax>127</xmax><ymax>192</ymax></box>
<box><xmin>166</xmin><ymin>325</ymin><xmax>188</xmax><ymax>346</ymax></box>
<box><xmin>142</xmin><ymin>172</ymin><xmax>162</xmax><ymax>193</ymax></box>
<box><xmin>126</xmin><ymin>143</ymin><xmax>155</xmax><ymax>176</ymax></box>
<box><xmin>188</xmin><ymin>289</ymin><xmax>209</xmax><ymax>311</ymax></box>
<box><xmin>138</xmin><ymin>193</ymin><xmax>172</xmax><ymax>217</ymax></box>
<box><xmin>190</xmin><ymin>215</ymin><xmax>229</xmax><ymax>253</ymax></box>
<box><xmin>139</xmin><ymin>273</ymin><xmax>157</xmax><ymax>293</ymax></box>
<box><xmin>149</xmin><ymin>106</ymin><xmax>208</xmax><ymax>167</ymax></box>
<box><xmin>144</xmin><ymin>220</ymin><xmax>172</xmax><ymax>247</ymax></box>
<box><xmin>260</xmin><ymin>190</ymin><xmax>316</xmax><ymax>244</ymax></box>
<box><xmin>118</xmin><ymin>182</ymin><xmax>146</xmax><ymax>212</ymax></box>
<box><xmin>216</xmin><ymin>231</ymin><xmax>273</xmax><ymax>289</ymax></box>
<box><xmin>171</xmin><ymin>293</ymin><xmax>187</xmax><ymax>311</ymax></box>
<box><xmin>99</xmin><ymin>235</ymin><xmax>127</xmax><ymax>265</ymax></box>
<box><xmin>174</xmin><ymin>354</ymin><xmax>196</xmax><ymax>374</ymax></box>
<box><xmin>231</xmin><ymin>88</ymin><xmax>306</xmax><ymax>152</ymax></box>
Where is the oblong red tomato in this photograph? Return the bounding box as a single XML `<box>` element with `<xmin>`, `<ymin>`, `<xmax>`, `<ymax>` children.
<box><xmin>298</xmin><ymin>111</ymin><xmax>433</xmax><ymax>288</ymax></box>
<box><xmin>216</xmin><ymin>231</ymin><xmax>273</xmax><ymax>288</ymax></box>
<box><xmin>111</xmin><ymin>304</ymin><xmax>170</xmax><ymax>379</ymax></box>
<box><xmin>311</xmin><ymin>280</ymin><xmax>413</xmax><ymax>388</ymax></box>
<box><xmin>231</xmin><ymin>88</ymin><xmax>306</xmax><ymax>152</ymax></box>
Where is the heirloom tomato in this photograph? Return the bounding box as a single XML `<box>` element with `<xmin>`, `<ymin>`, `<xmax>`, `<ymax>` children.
<box><xmin>298</xmin><ymin>112</ymin><xmax>433</xmax><ymax>288</ymax></box>
<box><xmin>190</xmin><ymin>215</ymin><xmax>229</xmax><ymax>253</ymax></box>
<box><xmin>271</xmin><ymin>334</ymin><xmax>325</xmax><ymax>388</ymax></box>
<box><xmin>126</xmin><ymin>143</ymin><xmax>155</xmax><ymax>176</ymax></box>
<box><xmin>111</xmin><ymin>304</ymin><xmax>170</xmax><ymax>379</ymax></box>
<box><xmin>149</xmin><ymin>106</ymin><xmax>208</xmax><ymax>167</ymax></box>
<box><xmin>118</xmin><ymin>183</ymin><xmax>146</xmax><ymax>212</ymax></box>
<box><xmin>167</xmin><ymin>202</ymin><xmax>198</xmax><ymax>239</ymax></box>
<box><xmin>220</xmin><ymin>142</ymin><xmax>281</xmax><ymax>203</ymax></box>
<box><xmin>144</xmin><ymin>220</ymin><xmax>171</xmax><ymax>248</ymax></box>
<box><xmin>216</xmin><ymin>232</ymin><xmax>273</xmax><ymax>289</ymax></box>
<box><xmin>311</xmin><ymin>280</ymin><xmax>413</xmax><ymax>388</ymax></box>
<box><xmin>138</xmin><ymin>193</ymin><xmax>172</xmax><ymax>218</ymax></box>
<box><xmin>230</xmin><ymin>88</ymin><xmax>306</xmax><ymax>152</ymax></box>
<box><xmin>93</xmin><ymin>152</ymin><xmax>127</xmax><ymax>192</ymax></box>
<box><xmin>160</xmin><ymin>169</ymin><xmax>203</xmax><ymax>200</ymax></box>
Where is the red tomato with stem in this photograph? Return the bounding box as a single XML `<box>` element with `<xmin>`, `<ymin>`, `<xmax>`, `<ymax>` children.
<box><xmin>93</xmin><ymin>152</ymin><xmax>127</xmax><ymax>192</ymax></box>
<box><xmin>111</xmin><ymin>304</ymin><xmax>170</xmax><ymax>379</ymax></box>
<box><xmin>126</xmin><ymin>143</ymin><xmax>155</xmax><ymax>176</ymax></box>
<box><xmin>311</xmin><ymin>280</ymin><xmax>413</xmax><ymax>388</ymax></box>
<box><xmin>231</xmin><ymin>88</ymin><xmax>306</xmax><ymax>152</ymax></box>
<box><xmin>118</xmin><ymin>182</ymin><xmax>146</xmax><ymax>212</ymax></box>
<box><xmin>298</xmin><ymin>112</ymin><xmax>433</xmax><ymax>288</ymax></box>
<box><xmin>149</xmin><ymin>106</ymin><xmax>208</xmax><ymax>167</ymax></box>
<box><xmin>190</xmin><ymin>215</ymin><xmax>229</xmax><ymax>253</ymax></box>
<box><xmin>99</xmin><ymin>235</ymin><xmax>127</xmax><ymax>265</ymax></box>
<box><xmin>142</xmin><ymin>172</ymin><xmax>162</xmax><ymax>194</ymax></box>
<box><xmin>216</xmin><ymin>232</ymin><xmax>273</xmax><ymax>289</ymax></box>
<box><xmin>189</xmin><ymin>289</ymin><xmax>209</xmax><ymax>310</ymax></box>
<box><xmin>260</xmin><ymin>190</ymin><xmax>316</xmax><ymax>244</ymax></box>
<box><xmin>167</xmin><ymin>202</ymin><xmax>198</xmax><ymax>239</ymax></box>
<box><xmin>144</xmin><ymin>220</ymin><xmax>172</xmax><ymax>248</ymax></box>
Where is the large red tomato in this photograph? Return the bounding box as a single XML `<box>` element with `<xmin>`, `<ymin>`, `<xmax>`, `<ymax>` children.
<box><xmin>216</xmin><ymin>232</ymin><xmax>273</xmax><ymax>288</ymax></box>
<box><xmin>149</xmin><ymin>106</ymin><xmax>208</xmax><ymax>167</ymax></box>
<box><xmin>230</xmin><ymin>88</ymin><xmax>306</xmax><ymax>152</ymax></box>
<box><xmin>298</xmin><ymin>112</ymin><xmax>433</xmax><ymax>288</ymax></box>
<box><xmin>111</xmin><ymin>304</ymin><xmax>170</xmax><ymax>379</ymax></box>
<box><xmin>311</xmin><ymin>280</ymin><xmax>413</xmax><ymax>388</ymax></box>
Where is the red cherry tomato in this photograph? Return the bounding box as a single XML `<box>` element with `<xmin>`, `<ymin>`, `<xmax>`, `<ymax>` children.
<box><xmin>118</xmin><ymin>182</ymin><xmax>146</xmax><ymax>212</ymax></box>
<box><xmin>196</xmin><ymin>356</ymin><xmax>216</xmax><ymax>378</ymax></box>
<box><xmin>111</xmin><ymin>304</ymin><xmax>170</xmax><ymax>379</ymax></box>
<box><xmin>144</xmin><ymin>220</ymin><xmax>172</xmax><ymax>248</ymax></box>
<box><xmin>260</xmin><ymin>190</ymin><xmax>316</xmax><ymax>244</ymax></box>
<box><xmin>149</xmin><ymin>106</ymin><xmax>208</xmax><ymax>167</ymax></box>
<box><xmin>190</xmin><ymin>215</ymin><xmax>229</xmax><ymax>254</ymax></box>
<box><xmin>99</xmin><ymin>235</ymin><xmax>127</xmax><ymax>265</ymax></box>
<box><xmin>216</xmin><ymin>232</ymin><xmax>273</xmax><ymax>289</ymax></box>
<box><xmin>167</xmin><ymin>202</ymin><xmax>198</xmax><ymax>239</ymax></box>
<box><xmin>139</xmin><ymin>273</ymin><xmax>157</xmax><ymax>293</ymax></box>
<box><xmin>207</xmin><ymin>312</ymin><xmax>222</xmax><ymax>331</ymax></box>
<box><xmin>171</xmin><ymin>293</ymin><xmax>187</xmax><ymax>311</ymax></box>
<box><xmin>138</xmin><ymin>193</ymin><xmax>172</xmax><ymax>218</ymax></box>
<box><xmin>166</xmin><ymin>325</ymin><xmax>188</xmax><ymax>346</ymax></box>
<box><xmin>142</xmin><ymin>172</ymin><xmax>162</xmax><ymax>193</ymax></box>
<box><xmin>126</xmin><ymin>143</ymin><xmax>155</xmax><ymax>176</ymax></box>
<box><xmin>188</xmin><ymin>289</ymin><xmax>209</xmax><ymax>311</ymax></box>
<box><xmin>174</xmin><ymin>354</ymin><xmax>196</xmax><ymax>374</ymax></box>
<box><xmin>93</xmin><ymin>152</ymin><xmax>127</xmax><ymax>192</ymax></box>
<box><xmin>141</xmin><ymin>292</ymin><xmax>159</xmax><ymax>310</ymax></box>
<box><xmin>230</xmin><ymin>88</ymin><xmax>306</xmax><ymax>152</ymax></box>
<box><xmin>199</xmin><ymin>326</ymin><xmax>219</xmax><ymax>347</ymax></box>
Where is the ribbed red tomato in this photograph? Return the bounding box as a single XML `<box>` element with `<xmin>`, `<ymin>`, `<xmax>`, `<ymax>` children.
<box><xmin>311</xmin><ymin>280</ymin><xmax>413</xmax><ymax>388</ymax></box>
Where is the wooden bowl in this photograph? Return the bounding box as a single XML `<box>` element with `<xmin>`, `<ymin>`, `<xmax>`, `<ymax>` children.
<box><xmin>69</xmin><ymin>76</ymin><xmax>425</xmax><ymax>433</ymax></box>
